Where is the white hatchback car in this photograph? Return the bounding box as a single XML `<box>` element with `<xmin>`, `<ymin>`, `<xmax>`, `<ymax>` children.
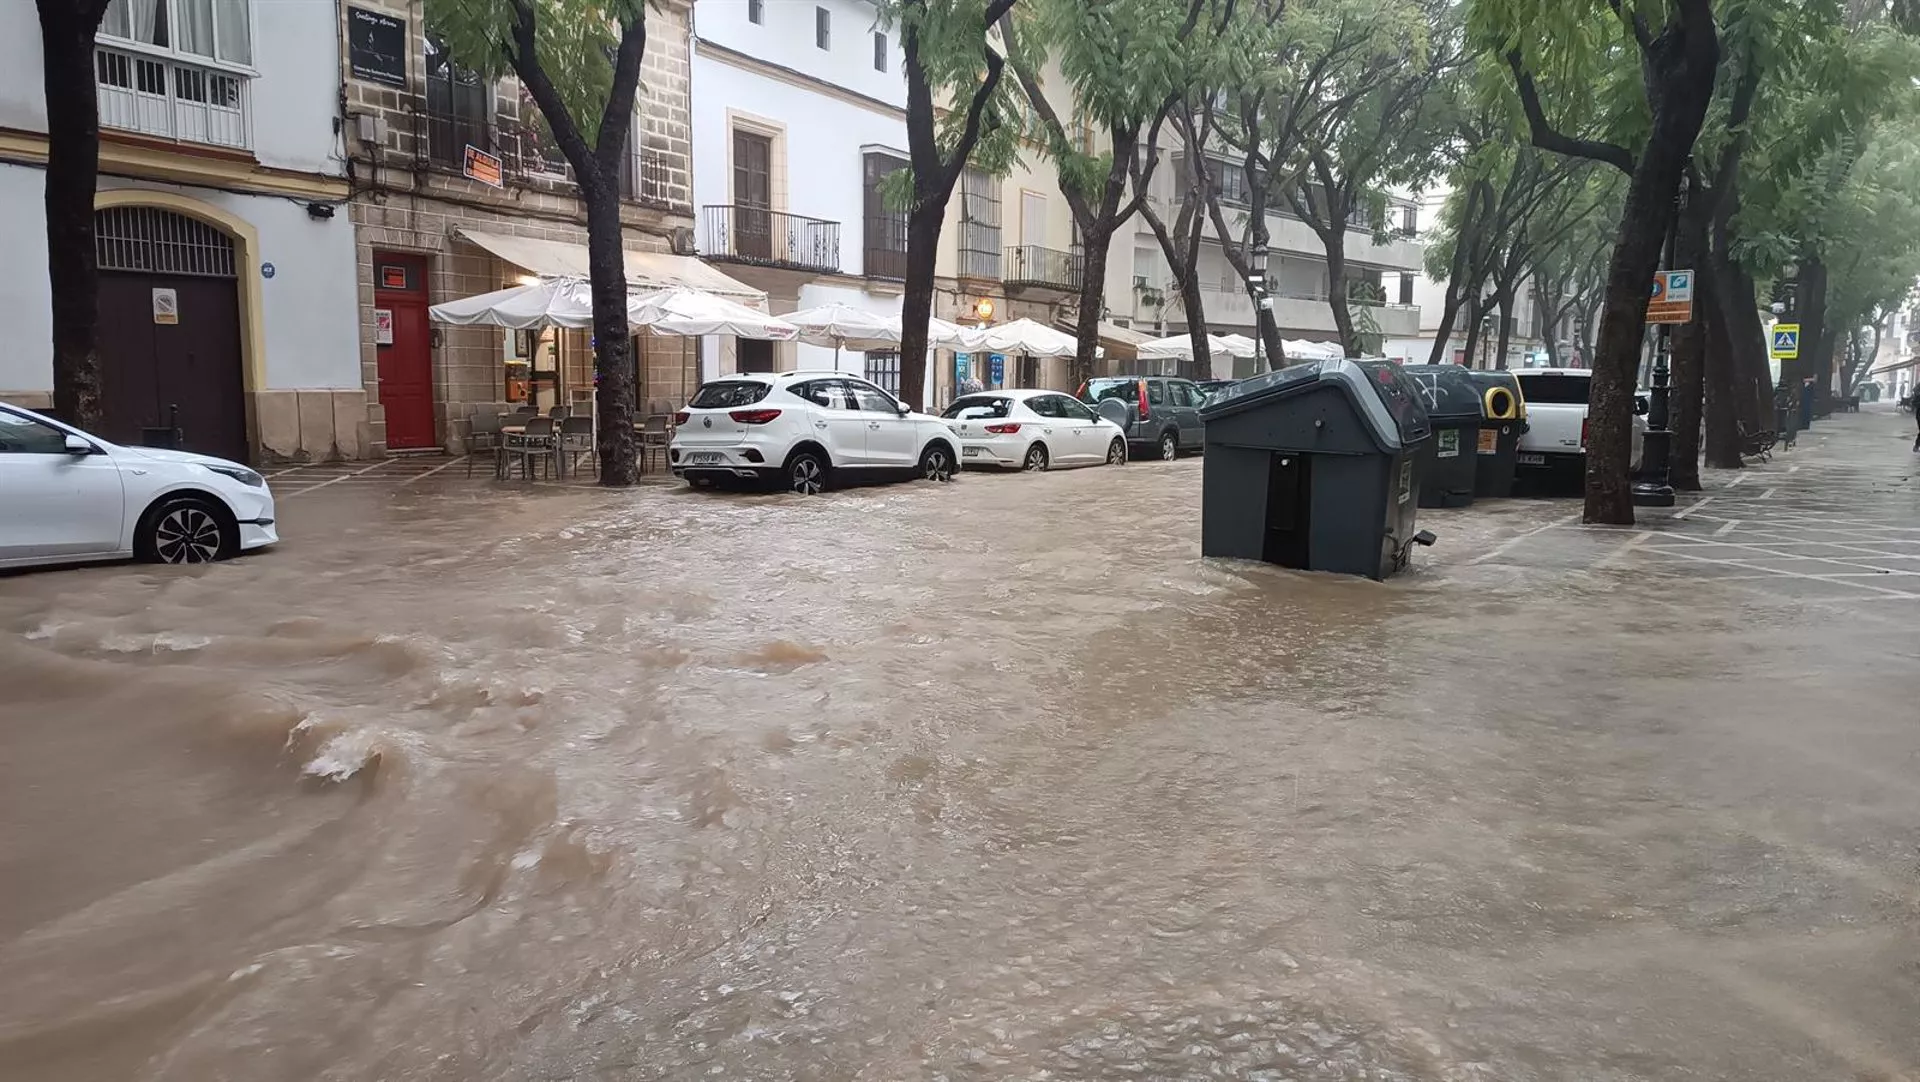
<box><xmin>942</xmin><ymin>389</ymin><xmax>1128</xmax><ymax>471</ymax></box>
<box><xmin>670</xmin><ymin>371</ymin><xmax>961</xmax><ymax>494</ymax></box>
<box><xmin>0</xmin><ymin>402</ymin><xmax>278</xmax><ymax>570</ymax></box>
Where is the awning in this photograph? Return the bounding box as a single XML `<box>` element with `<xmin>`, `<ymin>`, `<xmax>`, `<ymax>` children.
<box><xmin>1870</xmin><ymin>355</ymin><xmax>1918</xmax><ymax>375</ymax></box>
<box><xmin>1055</xmin><ymin>318</ymin><xmax>1156</xmax><ymax>361</ymax></box>
<box><xmin>454</xmin><ymin>228</ymin><xmax>766</xmax><ymax>303</ymax></box>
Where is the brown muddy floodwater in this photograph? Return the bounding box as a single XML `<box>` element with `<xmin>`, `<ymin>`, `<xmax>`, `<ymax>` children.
<box><xmin>3</xmin><ymin>454</ymin><xmax>1919</xmax><ymax>1081</ymax></box>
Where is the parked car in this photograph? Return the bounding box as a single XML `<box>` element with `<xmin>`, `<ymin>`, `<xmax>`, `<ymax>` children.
<box><xmin>942</xmin><ymin>389</ymin><xmax>1128</xmax><ymax>471</ymax></box>
<box><xmin>669</xmin><ymin>371</ymin><xmax>960</xmax><ymax>494</ymax></box>
<box><xmin>1513</xmin><ymin>369</ymin><xmax>1647</xmax><ymax>477</ymax></box>
<box><xmin>0</xmin><ymin>402</ymin><xmax>277</xmax><ymax>570</ymax></box>
<box><xmin>1077</xmin><ymin>375</ymin><xmax>1208</xmax><ymax>460</ymax></box>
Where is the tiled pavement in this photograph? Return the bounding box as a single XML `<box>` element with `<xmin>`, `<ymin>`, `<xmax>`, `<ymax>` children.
<box><xmin>1472</xmin><ymin>406</ymin><xmax>1920</xmax><ymax>607</ymax></box>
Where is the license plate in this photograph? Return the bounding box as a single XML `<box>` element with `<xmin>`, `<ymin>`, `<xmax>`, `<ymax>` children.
<box><xmin>689</xmin><ymin>452</ymin><xmax>724</xmax><ymax>465</ymax></box>
<box><xmin>1518</xmin><ymin>452</ymin><xmax>1547</xmax><ymax>466</ymax></box>
<box><xmin>962</xmin><ymin>447</ymin><xmax>982</xmax><ymax>457</ymax></box>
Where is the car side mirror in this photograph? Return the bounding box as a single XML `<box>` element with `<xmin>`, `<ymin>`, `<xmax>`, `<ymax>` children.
<box><xmin>895</xmin><ymin>401</ymin><xmax>912</xmax><ymax>416</ymax></box>
<box><xmin>64</xmin><ymin>433</ymin><xmax>93</xmax><ymax>456</ymax></box>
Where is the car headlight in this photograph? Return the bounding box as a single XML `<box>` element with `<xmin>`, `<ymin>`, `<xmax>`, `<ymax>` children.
<box><xmin>201</xmin><ymin>463</ymin><xmax>265</xmax><ymax>487</ymax></box>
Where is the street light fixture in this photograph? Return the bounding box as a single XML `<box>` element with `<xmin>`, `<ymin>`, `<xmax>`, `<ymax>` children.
<box><xmin>1246</xmin><ymin>240</ymin><xmax>1271</xmax><ymax>374</ymax></box>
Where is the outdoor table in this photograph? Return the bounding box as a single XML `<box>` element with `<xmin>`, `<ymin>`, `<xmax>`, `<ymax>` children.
<box><xmin>500</xmin><ymin>424</ymin><xmax>563</xmax><ymax>480</ymax></box>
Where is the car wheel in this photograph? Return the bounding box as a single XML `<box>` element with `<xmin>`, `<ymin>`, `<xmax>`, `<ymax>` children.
<box><xmin>1158</xmin><ymin>431</ymin><xmax>1179</xmax><ymax>461</ymax></box>
<box><xmin>786</xmin><ymin>450</ymin><xmax>828</xmax><ymax>495</ymax></box>
<box><xmin>920</xmin><ymin>442</ymin><xmax>956</xmax><ymax>482</ymax></box>
<box><xmin>1106</xmin><ymin>437</ymin><xmax>1127</xmax><ymax>466</ymax></box>
<box><xmin>139</xmin><ymin>497</ymin><xmax>229</xmax><ymax>564</ymax></box>
<box><xmin>1022</xmin><ymin>443</ymin><xmax>1049</xmax><ymax>472</ymax></box>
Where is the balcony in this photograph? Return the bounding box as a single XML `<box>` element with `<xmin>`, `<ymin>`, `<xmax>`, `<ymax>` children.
<box><xmin>1003</xmin><ymin>245</ymin><xmax>1084</xmax><ymax>295</ymax></box>
<box><xmin>864</xmin><ymin>214</ymin><xmax>909</xmax><ymax>280</ymax></box>
<box><xmin>95</xmin><ymin>46</ymin><xmax>250</xmax><ymax>151</ymax></box>
<box><xmin>701</xmin><ymin>206</ymin><xmax>840</xmax><ymax>274</ymax></box>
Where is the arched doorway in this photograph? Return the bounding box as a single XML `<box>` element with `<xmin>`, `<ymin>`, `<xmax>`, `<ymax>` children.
<box><xmin>94</xmin><ymin>206</ymin><xmax>248</xmax><ymax>462</ymax></box>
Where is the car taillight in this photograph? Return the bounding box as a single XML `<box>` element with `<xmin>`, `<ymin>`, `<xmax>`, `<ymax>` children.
<box><xmin>1580</xmin><ymin>418</ymin><xmax>1590</xmax><ymax>448</ymax></box>
<box><xmin>1137</xmin><ymin>381</ymin><xmax>1149</xmax><ymax>420</ymax></box>
<box><xmin>984</xmin><ymin>422</ymin><xmax>1022</xmax><ymax>434</ymax></box>
<box><xmin>673</xmin><ymin>411</ymin><xmax>689</xmax><ymax>425</ymax></box>
<box><xmin>730</xmin><ymin>409</ymin><xmax>782</xmax><ymax>424</ymax></box>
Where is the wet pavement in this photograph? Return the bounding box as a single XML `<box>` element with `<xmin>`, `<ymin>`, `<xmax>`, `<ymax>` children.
<box><xmin>3</xmin><ymin>407</ymin><xmax>1917</xmax><ymax>1081</ymax></box>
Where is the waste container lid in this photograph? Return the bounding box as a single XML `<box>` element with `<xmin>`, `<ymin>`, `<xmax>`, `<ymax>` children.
<box><xmin>1399</xmin><ymin>364</ymin><xmax>1485</xmax><ymax>422</ymax></box>
<box><xmin>1199</xmin><ymin>358</ymin><xmax>1432</xmax><ymax>451</ymax></box>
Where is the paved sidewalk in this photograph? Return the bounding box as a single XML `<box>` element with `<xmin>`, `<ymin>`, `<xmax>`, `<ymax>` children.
<box><xmin>1475</xmin><ymin>405</ymin><xmax>1920</xmax><ymax>607</ymax></box>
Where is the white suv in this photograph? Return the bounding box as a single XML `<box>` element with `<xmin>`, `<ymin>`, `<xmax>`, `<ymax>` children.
<box><xmin>669</xmin><ymin>371</ymin><xmax>961</xmax><ymax>494</ymax></box>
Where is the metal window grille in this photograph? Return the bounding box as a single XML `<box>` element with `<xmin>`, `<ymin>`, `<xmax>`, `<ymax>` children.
<box><xmin>959</xmin><ymin>168</ymin><xmax>1001</xmax><ymax>279</ymax></box>
<box><xmin>864</xmin><ymin>352</ymin><xmax>901</xmax><ymax>396</ymax></box>
<box><xmin>95</xmin><ymin>206</ymin><xmax>237</xmax><ymax>278</ymax></box>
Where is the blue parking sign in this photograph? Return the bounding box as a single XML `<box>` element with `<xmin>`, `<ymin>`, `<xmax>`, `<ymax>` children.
<box><xmin>989</xmin><ymin>354</ymin><xmax>1005</xmax><ymax>386</ymax></box>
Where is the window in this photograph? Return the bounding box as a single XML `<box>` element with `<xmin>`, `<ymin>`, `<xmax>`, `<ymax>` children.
<box><xmin>873</xmin><ymin>32</ymin><xmax>888</xmax><ymax>71</ymax></box>
<box><xmin>864</xmin><ymin>352</ymin><xmax>901</xmax><ymax>396</ymax></box>
<box><xmin>1082</xmin><ymin>379</ymin><xmax>1139</xmax><ymax>406</ymax></box>
<box><xmin>794</xmin><ymin>379</ymin><xmax>856</xmax><ymax>409</ymax></box>
<box><xmin>1515</xmin><ymin>373</ymin><xmax>1592</xmax><ymax>405</ymax></box>
<box><xmin>103</xmin><ymin>0</ymin><xmax>252</xmax><ymax>64</ymax></box>
<box><xmin>0</xmin><ymin>410</ymin><xmax>70</xmax><ymax>455</ymax></box>
<box><xmin>96</xmin><ymin>0</ymin><xmax>252</xmax><ymax>149</ymax></box>
<box><xmin>1059</xmin><ymin>398</ymin><xmax>1099</xmax><ymax>422</ymax></box>
<box><xmin>815</xmin><ymin>7</ymin><xmax>831</xmax><ymax>49</ymax></box>
<box><xmin>959</xmin><ymin>167</ymin><xmax>1002</xmax><ymax>279</ymax></box>
<box><xmin>1398</xmin><ymin>273</ymin><xmax>1415</xmax><ymax>306</ymax></box>
<box><xmin>942</xmin><ymin>395</ymin><xmax>1011</xmax><ymax>420</ymax></box>
<box><xmin>1169</xmin><ymin>382</ymin><xmax>1197</xmax><ymax>407</ymax></box>
<box><xmin>425</xmin><ymin>37</ymin><xmax>489</xmax><ymax>170</ymax></box>
<box><xmin>1400</xmin><ymin>204</ymin><xmax>1418</xmax><ymax>235</ymax></box>
<box><xmin>1146</xmin><ymin>380</ymin><xmax>1168</xmax><ymax>406</ymax></box>
<box><xmin>1026</xmin><ymin>395</ymin><xmax>1065</xmax><ymax>419</ymax></box>
<box><xmin>1206</xmin><ymin>158</ymin><xmax>1251</xmax><ymax>206</ymax></box>
<box><xmin>862</xmin><ymin>152</ymin><xmax>909</xmax><ymax>279</ymax></box>
<box><xmin>848</xmin><ymin>381</ymin><xmax>898</xmax><ymax>413</ymax></box>
<box><xmin>737</xmin><ymin>340</ymin><xmax>776</xmax><ymax>373</ymax></box>
<box><xmin>747</xmin><ymin>0</ymin><xmax>764</xmax><ymax>23</ymax></box>
<box><xmin>690</xmin><ymin>381</ymin><xmax>772</xmax><ymax>408</ymax></box>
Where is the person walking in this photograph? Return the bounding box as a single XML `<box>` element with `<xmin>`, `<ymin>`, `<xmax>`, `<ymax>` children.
<box><xmin>1907</xmin><ymin>391</ymin><xmax>1920</xmax><ymax>451</ymax></box>
<box><xmin>1775</xmin><ymin>381</ymin><xmax>1799</xmax><ymax>449</ymax></box>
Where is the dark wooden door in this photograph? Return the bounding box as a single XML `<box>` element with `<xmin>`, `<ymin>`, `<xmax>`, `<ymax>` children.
<box><xmin>97</xmin><ymin>272</ymin><xmax>247</xmax><ymax>462</ymax></box>
<box><xmin>374</xmin><ymin>254</ymin><xmax>436</xmax><ymax>449</ymax></box>
<box><xmin>733</xmin><ymin>130</ymin><xmax>772</xmax><ymax>260</ymax></box>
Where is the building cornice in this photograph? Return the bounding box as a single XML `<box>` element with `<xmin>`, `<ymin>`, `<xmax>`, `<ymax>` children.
<box><xmin>0</xmin><ymin>128</ymin><xmax>350</xmax><ymax>202</ymax></box>
<box><xmin>695</xmin><ymin>38</ymin><xmax>906</xmax><ymax>122</ymax></box>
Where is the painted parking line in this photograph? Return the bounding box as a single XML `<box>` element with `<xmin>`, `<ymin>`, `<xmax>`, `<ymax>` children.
<box><xmin>278</xmin><ymin>459</ymin><xmax>396</xmax><ymax>498</ymax></box>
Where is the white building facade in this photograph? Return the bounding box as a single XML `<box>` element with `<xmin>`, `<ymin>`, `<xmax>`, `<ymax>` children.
<box><xmin>690</xmin><ymin>0</ymin><xmax>915</xmax><ymax>390</ymax></box>
<box><xmin>0</xmin><ymin>0</ymin><xmax>362</xmax><ymax>463</ymax></box>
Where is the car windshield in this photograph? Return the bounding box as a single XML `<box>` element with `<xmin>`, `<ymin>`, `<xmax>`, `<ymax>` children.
<box><xmin>942</xmin><ymin>395</ymin><xmax>1012</xmax><ymax>420</ymax></box>
<box><xmin>1515</xmin><ymin>374</ymin><xmax>1591</xmax><ymax>405</ymax></box>
<box><xmin>1082</xmin><ymin>379</ymin><xmax>1139</xmax><ymax>405</ymax></box>
<box><xmin>689</xmin><ymin>381</ymin><xmax>770</xmax><ymax>409</ymax></box>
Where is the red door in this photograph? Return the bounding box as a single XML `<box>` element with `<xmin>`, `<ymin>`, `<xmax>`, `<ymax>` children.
<box><xmin>374</xmin><ymin>254</ymin><xmax>435</xmax><ymax>449</ymax></box>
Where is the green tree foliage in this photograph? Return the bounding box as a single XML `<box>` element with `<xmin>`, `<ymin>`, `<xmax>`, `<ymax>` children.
<box><xmin>426</xmin><ymin>0</ymin><xmax>654</xmax><ymax>483</ymax></box>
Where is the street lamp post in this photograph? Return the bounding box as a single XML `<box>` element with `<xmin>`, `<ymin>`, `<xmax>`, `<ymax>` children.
<box><xmin>1632</xmin><ymin>171</ymin><xmax>1688</xmax><ymax>508</ymax></box>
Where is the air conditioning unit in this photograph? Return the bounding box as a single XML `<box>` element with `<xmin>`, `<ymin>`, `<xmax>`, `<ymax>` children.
<box><xmin>669</xmin><ymin>225</ymin><xmax>696</xmax><ymax>255</ymax></box>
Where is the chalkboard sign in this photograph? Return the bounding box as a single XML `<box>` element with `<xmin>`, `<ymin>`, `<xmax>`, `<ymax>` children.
<box><xmin>348</xmin><ymin>7</ymin><xmax>407</xmax><ymax>88</ymax></box>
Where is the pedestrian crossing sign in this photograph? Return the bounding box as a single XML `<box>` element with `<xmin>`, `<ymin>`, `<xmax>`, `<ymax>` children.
<box><xmin>1771</xmin><ymin>324</ymin><xmax>1800</xmax><ymax>359</ymax></box>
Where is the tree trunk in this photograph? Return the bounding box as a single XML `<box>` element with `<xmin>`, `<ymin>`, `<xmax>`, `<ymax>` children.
<box><xmin>1791</xmin><ymin>255</ymin><xmax>1827</xmax><ymax>408</ymax></box>
<box><xmin>38</xmin><ymin>1</ymin><xmax>110</xmax><ymax>430</ymax></box>
<box><xmin>1494</xmin><ymin>290</ymin><xmax>1514</xmax><ymax>370</ymax></box>
<box><xmin>1700</xmin><ymin>258</ymin><xmax>1744</xmax><ymax>469</ymax></box>
<box><xmin>583</xmin><ymin>191</ymin><xmax>639</xmax><ymax>485</ymax></box>
<box><xmin>1668</xmin><ymin>193</ymin><xmax>1709</xmax><ymax>490</ymax></box>
<box><xmin>1323</xmin><ymin>235</ymin><xmax>1358</xmax><ymax>358</ymax></box>
<box><xmin>1071</xmin><ymin>225</ymin><xmax>1113</xmax><ymax>389</ymax></box>
<box><xmin>1726</xmin><ymin>262</ymin><xmax>1774</xmax><ymax>429</ymax></box>
<box><xmin>1427</xmin><ymin>295</ymin><xmax>1465</xmax><ymax>366</ymax></box>
<box><xmin>1460</xmin><ymin>296</ymin><xmax>1484</xmax><ymax>368</ymax></box>
<box><xmin>898</xmin><ymin>201</ymin><xmax>945</xmax><ymax>411</ymax></box>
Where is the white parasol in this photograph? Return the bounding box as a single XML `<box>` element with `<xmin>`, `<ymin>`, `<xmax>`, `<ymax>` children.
<box><xmin>428</xmin><ymin>277</ymin><xmax>595</xmax><ymax>330</ymax></box>
<box><xmin>970</xmin><ymin>318</ymin><xmax>1079</xmax><ymax>357</ymax></box>
<box><xmin>629</xmin><ymin>287</ymin><xmax>798</xmax><ymax>340</ymax></box>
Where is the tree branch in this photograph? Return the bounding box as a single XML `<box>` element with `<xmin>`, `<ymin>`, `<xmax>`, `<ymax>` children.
<box><xmin>935</xmin><ymin>0</ymin><xmax>1017</xmax><ymax>191</ymax></box>
<box><xmin>1505</xmin><ymin>49</ymin><xmax>1636</xmax><ymax>175</ymax></box>
<box><xmin>592</xmin><ymin>8</ymin><xmax>649</xmax><ymax>178</ymax></box>
<box><xmin>505</xmin><ymin>0</ymin><xmax>599</xmax><ymax>189</ymax></box>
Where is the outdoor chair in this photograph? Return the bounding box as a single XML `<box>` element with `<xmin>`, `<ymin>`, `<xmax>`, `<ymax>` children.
<box><xmin>504</xmin><ymin>416</ymin><xmax>558</xmax><ymax>480</ymax></box>
<box><xmin>639</xmin><ymin>414</ymin><xmax>671</xmax><ymax>473</ymax></box>
<box><xmin>466</xmin><ymin>411</ymin><xmax>505</xmax><ymax>477</ymax></box>
<box><xmin>560</xmin><ymin>416</ymin><xmax>596</xmax><ymax>477</ymax></box>
<box><xmin>550</xmin><ymin>405</ymin><xmax>572</xmax><ymax>421</ymax></box>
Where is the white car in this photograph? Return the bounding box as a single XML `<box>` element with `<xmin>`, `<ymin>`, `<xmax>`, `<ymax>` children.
<box><xmin>942</xmin><ymin>389</ymin><xmax>1128</xmax><ymax>470</ymax></box>
<box><xmin>669</xmin><ymin>371</ymin><xmax>961</xmax><ymax>494</ymax></box>
<box><xmin>1513</xmin><ymin>369</ymin><xmax>1648</xmax><ymax>476</ymax></box>
<box><xmin>0</xmin><ymin>402</ymin><xmax>278</xmax><ymax>570</ymax></box>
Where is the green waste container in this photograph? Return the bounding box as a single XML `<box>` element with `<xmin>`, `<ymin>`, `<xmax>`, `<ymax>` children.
<box><xmin>1468</xmin><ymin>370</ymin><xmax>1527</xmax><ymax>498</ymax></box>
<box><xmin>1401</xmin><ymin>364</ymin><xmax>1483</xmax><ymax>508</ymax></box>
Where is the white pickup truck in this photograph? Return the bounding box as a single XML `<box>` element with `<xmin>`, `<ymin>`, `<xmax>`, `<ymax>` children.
<box><xmin>1513</xmin><ymin>368</ymin><xmax>1647</xmax><ymax>476</ymax></box>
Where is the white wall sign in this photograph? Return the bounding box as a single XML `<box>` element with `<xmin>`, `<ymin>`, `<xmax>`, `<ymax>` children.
<box><xmin>151</xmin><ymin>288</ymin><xmax>178</xmax><ymax>325</ymax></box>
<box><xmin>374</xmin><ymin>307</ymin><xmax>395</xmax><ymax>345</ymax></box>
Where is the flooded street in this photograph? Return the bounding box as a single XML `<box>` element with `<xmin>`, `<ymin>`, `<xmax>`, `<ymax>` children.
<box><xmin>5</xmin><ymin>413</ymin><xmax>1919</xmax><ymax>1081</ymax></box>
